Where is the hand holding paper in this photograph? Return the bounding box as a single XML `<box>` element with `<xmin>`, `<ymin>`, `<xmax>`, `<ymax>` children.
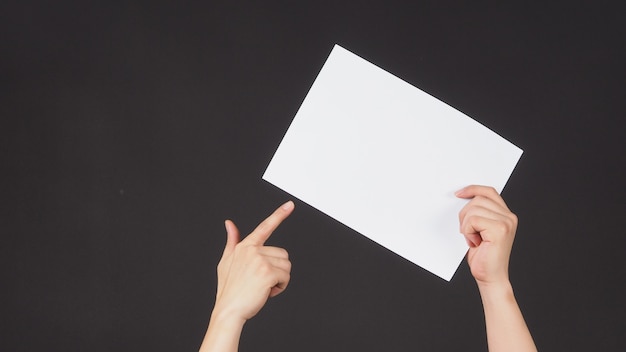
<box><xmin>456</xmin><ymin>185</ymin><xmax>517</xmax><ymax>286</ymax></box>
<box><xmin>455</xmin><ymin>185</ymin><xmax>537</xmax><ymax>351</ymax></box>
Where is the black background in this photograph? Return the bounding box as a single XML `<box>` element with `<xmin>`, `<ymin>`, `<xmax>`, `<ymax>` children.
<box><xmin>2</xmin><ymin>1</ymin><xmax>625</xmax><ymax>351</ymax></box>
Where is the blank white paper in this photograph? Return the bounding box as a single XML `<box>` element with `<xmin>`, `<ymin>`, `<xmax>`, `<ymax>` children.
<box><xmin>262</xmin><ymin>44</ymin><xmax>523</xmax><ymax>281</ymax></box>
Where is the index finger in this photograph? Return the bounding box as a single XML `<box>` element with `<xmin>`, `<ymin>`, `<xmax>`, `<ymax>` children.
<box><xmin>244</xmin><ymin>201</ymin><xmax>295</xmax><ymax>245</ymax></box>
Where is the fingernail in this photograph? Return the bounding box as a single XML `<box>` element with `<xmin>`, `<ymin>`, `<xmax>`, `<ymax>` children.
<box><xmin>282</xmin><ymin>200</ymin><xmax>294</xmax><ymax>211</ymax></box>
<box><xmin>454</xmin><ymin>188</ymin><xmax>465</xmax><ymax>196</ymax></box>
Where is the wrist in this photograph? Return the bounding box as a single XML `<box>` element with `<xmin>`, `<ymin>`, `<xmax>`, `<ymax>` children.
<box><xmin>199</xmin><ymin>307</ymin><xmax>246</xmax><ymax>352</ymax></box>
<box><xmin>477</xmin><ymin>279</ymin><xmax>515</xmax><ymax>303</ymax></box>
<box><xmin>209</xmin><ymin>305</ymin><xmax>247</xmax><ymax>331</ymax></box>
<box><xmin>206</xmin><ymin>311</ymin><xmax>245</xmax><ymax>342</ymax></box>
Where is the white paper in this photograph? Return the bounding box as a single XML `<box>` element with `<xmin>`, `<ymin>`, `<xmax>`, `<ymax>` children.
<box><xmin>263</xmin><ymin>45</ymin><xmax>523</xmax><ymax>281</ymax></box>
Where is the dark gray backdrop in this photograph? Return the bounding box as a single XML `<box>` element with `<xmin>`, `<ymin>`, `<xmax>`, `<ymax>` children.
<box><xmin>2</xmin><ymin>1</ymin><xmax>624</xmax><ymax>351</ymax></box>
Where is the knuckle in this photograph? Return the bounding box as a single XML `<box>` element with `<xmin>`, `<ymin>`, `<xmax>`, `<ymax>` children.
<box><xmin>285</xmin><ymin>260</ymin><xmax>292</xmax><ymax>272</ymax></box>
<box><xmin>495</xmin><ymin>221</ymin><xmax>508</xmax><ymax>233</ymax></box>
<box><xmin>467</xmin><ymin>213</ymin><xmax>479</xmax><ymax>224</ymax></box>
<box><xmin>255</xmin><ymin>220</ymin><xmax>270</xmax><ymax>233</ymax></box>
<box><xmin>257</xmin><ymin>260</ymin><xmax>272</xmax><ymax>275</ymax></box>
<box><xmin>509</xmin><ymin>212</ymin><xmax>519</xmax><ymax>226</ymax></box>
<box><xmin>241</xmin><ymin>245</ymin><xmax>255</xmax><ymax>256</ymax></box>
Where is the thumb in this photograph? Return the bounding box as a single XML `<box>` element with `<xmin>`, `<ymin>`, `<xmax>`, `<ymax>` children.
<box><xmin>463</xmin><ymin>233</ymin><xmax>483</xmax><ymax>248</ymax></box>
<box><xmin>223</xmin><ymin>220</ymin><xmax>241</xmax><ymax>256</ymax></box>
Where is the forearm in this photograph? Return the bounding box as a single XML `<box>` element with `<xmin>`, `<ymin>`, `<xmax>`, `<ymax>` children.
<box><xmin>479</xmin><ymin>281</ymin><xmax>537</xmax><ymax>352</ymax></box>
<box><xmin>199</xmin><ymin>309</ymin><xmax>246</xmax><ymax>352</ymax></box>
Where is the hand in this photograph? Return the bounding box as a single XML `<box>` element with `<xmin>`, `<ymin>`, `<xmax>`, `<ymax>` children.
<box><xmin>199</xmin><ymin>201</ymin><xmax>295</xmax><ymax>352</ymax></box>
<box><xmin>213</xmin><ymin>201</ymin><xmax>294</xmax><ymax>324</ymax></box>
<box><xmin>456</xmin><ymin>186</ymin><xmax>537</xmax><ymax>352</ymax></box>
<box><xmin>455</xmin><ymin>185</ymin><xmax>518</xmax><ymax>288</ymax></box>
